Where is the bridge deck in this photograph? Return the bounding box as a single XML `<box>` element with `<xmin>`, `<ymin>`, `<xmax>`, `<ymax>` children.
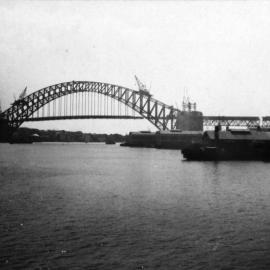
<box><xmin>24</xmin><ymin>115</ymin><xmax>143</xmax><ymax>121</ymax></box>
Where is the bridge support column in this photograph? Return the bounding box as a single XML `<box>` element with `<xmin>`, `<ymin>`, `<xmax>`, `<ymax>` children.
<box><xmin>175</xmin><ymin>111</ymin><xmax>203</xmax><ymax>131</ymax></box>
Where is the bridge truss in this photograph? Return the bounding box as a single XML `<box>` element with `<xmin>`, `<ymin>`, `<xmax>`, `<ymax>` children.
<box><xmin>2</xmin><ymin>80</ymin><xmax>269</xmax><ymax>134</ymax></box>
<box><xmin>262</xmin><ymin>117</ymin><xmax>270</xmax><ymax>128</ymax></box>
<box><xmin>203</xmin><ymin>116</ymin><xmax>260</xmax><ymax>128</ymax></box>
<box><xmin>1</xmin><ymin>81</ymin><xmax>179</xmax><ymax>131</ymax></box>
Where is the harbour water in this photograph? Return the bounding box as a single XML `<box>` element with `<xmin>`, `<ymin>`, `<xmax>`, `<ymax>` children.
<box><xmin>0</xmin><ymin>143</ymin><xmax>270</xmax><ymax>269</ymax></box>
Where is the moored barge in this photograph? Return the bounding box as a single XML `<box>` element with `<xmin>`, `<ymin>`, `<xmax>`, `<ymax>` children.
<box><xmin>181</xmin><ymin>127</ymin><xmax>270</xmax><ymax>160</ymax></box>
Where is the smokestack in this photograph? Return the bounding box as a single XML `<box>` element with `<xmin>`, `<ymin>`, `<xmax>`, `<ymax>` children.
<box><xmin>214</xmin><ymin>124</ymin><xmax>221</xmax><ymax>140</ymax></box>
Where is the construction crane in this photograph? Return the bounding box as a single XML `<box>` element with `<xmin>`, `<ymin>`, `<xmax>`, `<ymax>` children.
<box><xmin>12</xmin><ymin>87</ymin><xmax>27</xmax><ymax>106</ymax></box>
<box><xmin>134</xmin><ymin>75</ymin><xmax>151</xmax><ymax>96</ymax></box>
<box><xmin>19</xmin><ymin>87</ymin><xmax>27</xmax><ymax>99</ymax></box>
<box><xmin>182</xmin><ymin>88</ymin><xmax>196</xmax><ymax>111</ymax></box>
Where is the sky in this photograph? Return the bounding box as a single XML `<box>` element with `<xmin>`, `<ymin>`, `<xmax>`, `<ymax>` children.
<box><xmin>1</xmin><ymin>1</ymin><xmax>270</xmax><ymax>134</ymax></box>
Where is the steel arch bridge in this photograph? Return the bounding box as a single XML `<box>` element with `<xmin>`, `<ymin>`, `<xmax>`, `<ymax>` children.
<box><xmin>1</xmin><ymin>81</ymin><xmax>179</xmax><ymax>131</ymax></box>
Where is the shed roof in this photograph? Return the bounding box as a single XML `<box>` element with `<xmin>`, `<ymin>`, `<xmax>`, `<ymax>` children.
<box><xmin>157</xmin><ymin>130</ymin><xmax>203</xmax><ymax>135</ymax></box>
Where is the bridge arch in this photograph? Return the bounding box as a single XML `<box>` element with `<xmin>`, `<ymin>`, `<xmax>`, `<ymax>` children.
<box><xmin>1</xmin><ymin>81</ymin><xmax>178</xmax><ymax>131</ymax></box>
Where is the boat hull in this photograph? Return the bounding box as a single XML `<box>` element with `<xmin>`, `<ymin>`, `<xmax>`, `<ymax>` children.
<box><xmin>182</xmin><ymin>144</ymin><xmax>270</xmax><ymax>161</ymax></box>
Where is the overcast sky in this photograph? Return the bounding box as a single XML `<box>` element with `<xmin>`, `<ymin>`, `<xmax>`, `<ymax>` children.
<box><xmin>1</xmin><ymin>1</ymin><xmax>270</xmax><ymax>134</ymax></box>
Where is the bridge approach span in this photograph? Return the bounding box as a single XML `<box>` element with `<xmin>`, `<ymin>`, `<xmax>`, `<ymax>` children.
<box><xmin>203</xmin><ymin>116</ymin><xmax>261</xmax><ymax>127</ymax></box>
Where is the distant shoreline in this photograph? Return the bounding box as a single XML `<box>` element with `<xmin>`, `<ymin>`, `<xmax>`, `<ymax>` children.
<box><xmin>8</xmin><ymin>127</ymin><xmax>126</xmax><ymax>143</ymax></box>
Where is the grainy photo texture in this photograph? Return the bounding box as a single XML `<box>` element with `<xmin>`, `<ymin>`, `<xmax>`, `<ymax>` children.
<box><xmin>1</xmin><ymin>1</ymin><xmax>270</xmax><ymax>269</ymax></box>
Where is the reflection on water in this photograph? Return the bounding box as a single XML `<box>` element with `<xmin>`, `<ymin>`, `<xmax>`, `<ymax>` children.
<box><xmin>0</xmin><ymin>143</ymin><xmax>270</xmax><ymax>269</ymax></box>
